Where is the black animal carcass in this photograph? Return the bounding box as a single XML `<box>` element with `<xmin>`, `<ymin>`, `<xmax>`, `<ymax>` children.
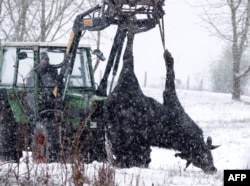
<box><xmin>101</xmin><ymin>28</ymin><xmax>219</xmax><ymax>174</ymax></box>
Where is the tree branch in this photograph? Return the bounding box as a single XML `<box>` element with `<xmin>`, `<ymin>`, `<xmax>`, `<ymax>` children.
<box><xmin>238</xmin><ymin>0</ymin><xmax>250</xmax><ymax>56</ymax></box>
<box><xmin>236</xmin><ymin>65</ymin><xmax>250</xmax><ymax>78</ymax></box>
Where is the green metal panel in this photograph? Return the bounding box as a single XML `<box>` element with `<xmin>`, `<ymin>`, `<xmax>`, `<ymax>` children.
<box><xmin>6</xmin><ymin>88</ymin><xmax>29</xmax><ymax>124</ymax></box>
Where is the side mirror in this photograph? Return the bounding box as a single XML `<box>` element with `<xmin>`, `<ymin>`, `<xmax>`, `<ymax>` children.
<box><xmin>92</xmin><ymin>49</ymin><xmax>106</xmax><ymax>61</ymax></box>
<box><xmin>17</xmin><ymin>52</ymin><xmax>28</xmax><ymax>60</ymax></box>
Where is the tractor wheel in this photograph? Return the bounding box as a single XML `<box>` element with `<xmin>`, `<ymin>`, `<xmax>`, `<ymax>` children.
<box><xmin>0</xmin><ymin>113</ymin><xmax>22</xmax><ymax>163</ymax></box>
<box><xmin>32</xmin><ymin>119</ymin><xmax>59</xmax><ymax>163</ymax></box>
<box><xmin>0</xmin><ymin>89</ymin><xmax>23</xmax><ymax>162</ymax></box>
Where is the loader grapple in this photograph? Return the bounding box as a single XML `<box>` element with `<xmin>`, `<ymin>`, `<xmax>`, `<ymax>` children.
<box><xmin>116</xmin><ymin>0</ymin><xmax>159</xmax><ymax>4</ymax></box>
<box><xmin>112</xmin><ymin>0</ymin><xmax>165</xmax><ymax>19</ymax></box>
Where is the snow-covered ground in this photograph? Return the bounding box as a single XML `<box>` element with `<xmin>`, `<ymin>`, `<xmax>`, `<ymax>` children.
<box><xmin>1</xmin><ymin>88</ymin><xmax>250</xmax><ymax>186</ymax></box>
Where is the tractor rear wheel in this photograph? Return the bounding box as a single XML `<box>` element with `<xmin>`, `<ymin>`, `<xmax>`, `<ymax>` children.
<box><xmin>0</xmin><ymin>121</ymin><xmax>22</xmax><ymax>162</ymax></box>
<box><xmin>0</xmin><ymin>110</ymin><xmax>22</xmax><ymax>162</ymax></box>
<box><xmin>32</xmin><ymin>119</ymin><xmax>59</xmax><ymax>163</ymax></box>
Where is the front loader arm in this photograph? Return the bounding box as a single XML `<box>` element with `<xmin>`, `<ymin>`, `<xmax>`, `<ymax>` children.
<box><xmin>61</xmin><ymin>0</ymin><xmax>166</xmax><ymax>98</ymax></box>
<box><xmin>66</xmin><ymin>4</ymin><xmax>110</xmax><ymax>56</ymax></box>
<box><xmin>61</xmin><ymin>4</ymin><xmax>110</xmax><ymax>100</ymax></box>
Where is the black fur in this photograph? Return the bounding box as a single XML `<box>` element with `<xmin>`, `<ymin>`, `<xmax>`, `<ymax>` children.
<box><xmin>102</xmin><ymin>30</ymin><xmax>217</xmax><ymax>174</ymax></box>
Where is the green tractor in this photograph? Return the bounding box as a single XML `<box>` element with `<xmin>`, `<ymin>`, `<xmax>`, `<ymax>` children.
<box><xmin>0</xmin><ymin>42</ymin><xmax>106</xmax><ymax>163</ymax></box>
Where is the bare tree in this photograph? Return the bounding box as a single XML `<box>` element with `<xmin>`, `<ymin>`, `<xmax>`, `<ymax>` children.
<box><xmin>0</xmin><ymin>0</ymin><xmax>3</xmax><ymax>18</ymax></box>
<box><xmin>0</xmin><ymin>0</ymin><xmax>3</xmax><ymax>34</ymax></box>
<box><xmin>41</xmin><ymin>0</ymin><xmax>46</xmax><ymax>41</ymax></box>
<box><xmin>211</xmin><ymin>46</ymin><xmax>233</xmax><ymax>93</ymax></box>
<box><xmin>197</xmin><ymin>0</ymin><xmax>250</xmax><ymax>100</ymax></box>
<box><xmin>0</xmin><ymin>0</ymin><xmax>99</xmax><ymax>42</ymax></box>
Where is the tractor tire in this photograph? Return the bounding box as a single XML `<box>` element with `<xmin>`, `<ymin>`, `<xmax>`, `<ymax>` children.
<box><xmin>0</xmin><ymin>90</ymin><xmax>23</xmax><ymax>163</ymax></box>
<box><xmin>32</xmin><ymin>119</ymin><xmax>59</xmax><ymax>163</ymax></box>
<box><xmin>0</xmin><ymin>118</ymin><xmax>22</xmax><ymax>162</ymax></box>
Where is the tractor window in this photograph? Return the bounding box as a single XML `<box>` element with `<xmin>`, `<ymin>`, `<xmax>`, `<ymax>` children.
<box><xmin>40</xmin><ymin>48</ymin><xmax>64</xmax><ymax>67</ymax></box>
<box><xmin>0</xmin><ymin>47</ymin><xmax>16</xmax><ymax>85</ymax></box>
<box><xmin>17</xmin><ymin>49</ymin><xmax>34</xmax><ymax>87</ymax></box>
<box><xmin>69</xmin><ymin>49</ymin><xmax>92</xmax><ymax>88</ymax></box>
<box><xmin>38</xmin><ymin>47</ymin><xmax>92</xmax><ymax>88</ymax></box>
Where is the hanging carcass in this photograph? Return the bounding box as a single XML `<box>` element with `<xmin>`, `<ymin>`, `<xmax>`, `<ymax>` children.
<box><xmin>102</xmin><ymin>27</ymin><xmax>219</xmax><ymax>174</ymax></box>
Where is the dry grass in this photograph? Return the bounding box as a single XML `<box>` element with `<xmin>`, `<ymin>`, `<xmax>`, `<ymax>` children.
<box><xmin>0</xmin><ymin>158</ymin><xmax>118</xmax><ymax>186</ymax></box>
<box><xmin>92</xmin><ymin>163</ymin><xmax>115</xmax><ymax>186</ymax></box>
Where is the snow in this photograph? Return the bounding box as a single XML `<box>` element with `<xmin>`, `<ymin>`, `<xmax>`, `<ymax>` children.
<box><xmin>1</xmin><ymin>88</ymin><xmax>250</xmax><ymax>185</ymax></box>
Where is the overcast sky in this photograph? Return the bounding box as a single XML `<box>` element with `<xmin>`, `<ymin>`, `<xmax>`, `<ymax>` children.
<box><xmin>88</xmin><ymin>0</ymin><xmax>225</xmax><ymax>89</ymax></box>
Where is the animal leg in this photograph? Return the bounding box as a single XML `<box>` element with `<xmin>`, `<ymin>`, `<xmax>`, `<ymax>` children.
<box><xmin>162</xmin><ymin>50</ymin><xmax>183</xmax><ymax>110</ymax></box>
<box><xmin>104</xmin><ymin>27</ymin><xmax>151</xmax><ymax>168</ymax></box>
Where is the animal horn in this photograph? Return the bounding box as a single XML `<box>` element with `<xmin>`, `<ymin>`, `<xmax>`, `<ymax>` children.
<box><xmin>206</xmin><ymin>136</ymin><xmax>220</xmax><ymax>150</ymax></box>
<box><xmin>185</xmin><ymin>160</ymin><xmax>192</xmax><ymax>170</ymax></box>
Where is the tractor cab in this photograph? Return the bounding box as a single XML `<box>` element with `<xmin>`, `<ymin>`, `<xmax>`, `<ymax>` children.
<box><xmin>0</xmin><ymin>42</ymin><xmax>101</xmax><ymax>126</ymax></box>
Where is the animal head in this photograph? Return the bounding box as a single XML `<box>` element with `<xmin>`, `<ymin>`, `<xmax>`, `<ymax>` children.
<box><xmin>175</xmin><ymin>136</ymin><xmax>219</xmax><ymax>174</ymax></box>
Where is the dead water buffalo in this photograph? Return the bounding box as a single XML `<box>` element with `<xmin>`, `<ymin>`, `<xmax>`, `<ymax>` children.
<box><xmin>102</xmin><ymin>28</ymin><xmax>218</xmax><ymax>174</ymax></box>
